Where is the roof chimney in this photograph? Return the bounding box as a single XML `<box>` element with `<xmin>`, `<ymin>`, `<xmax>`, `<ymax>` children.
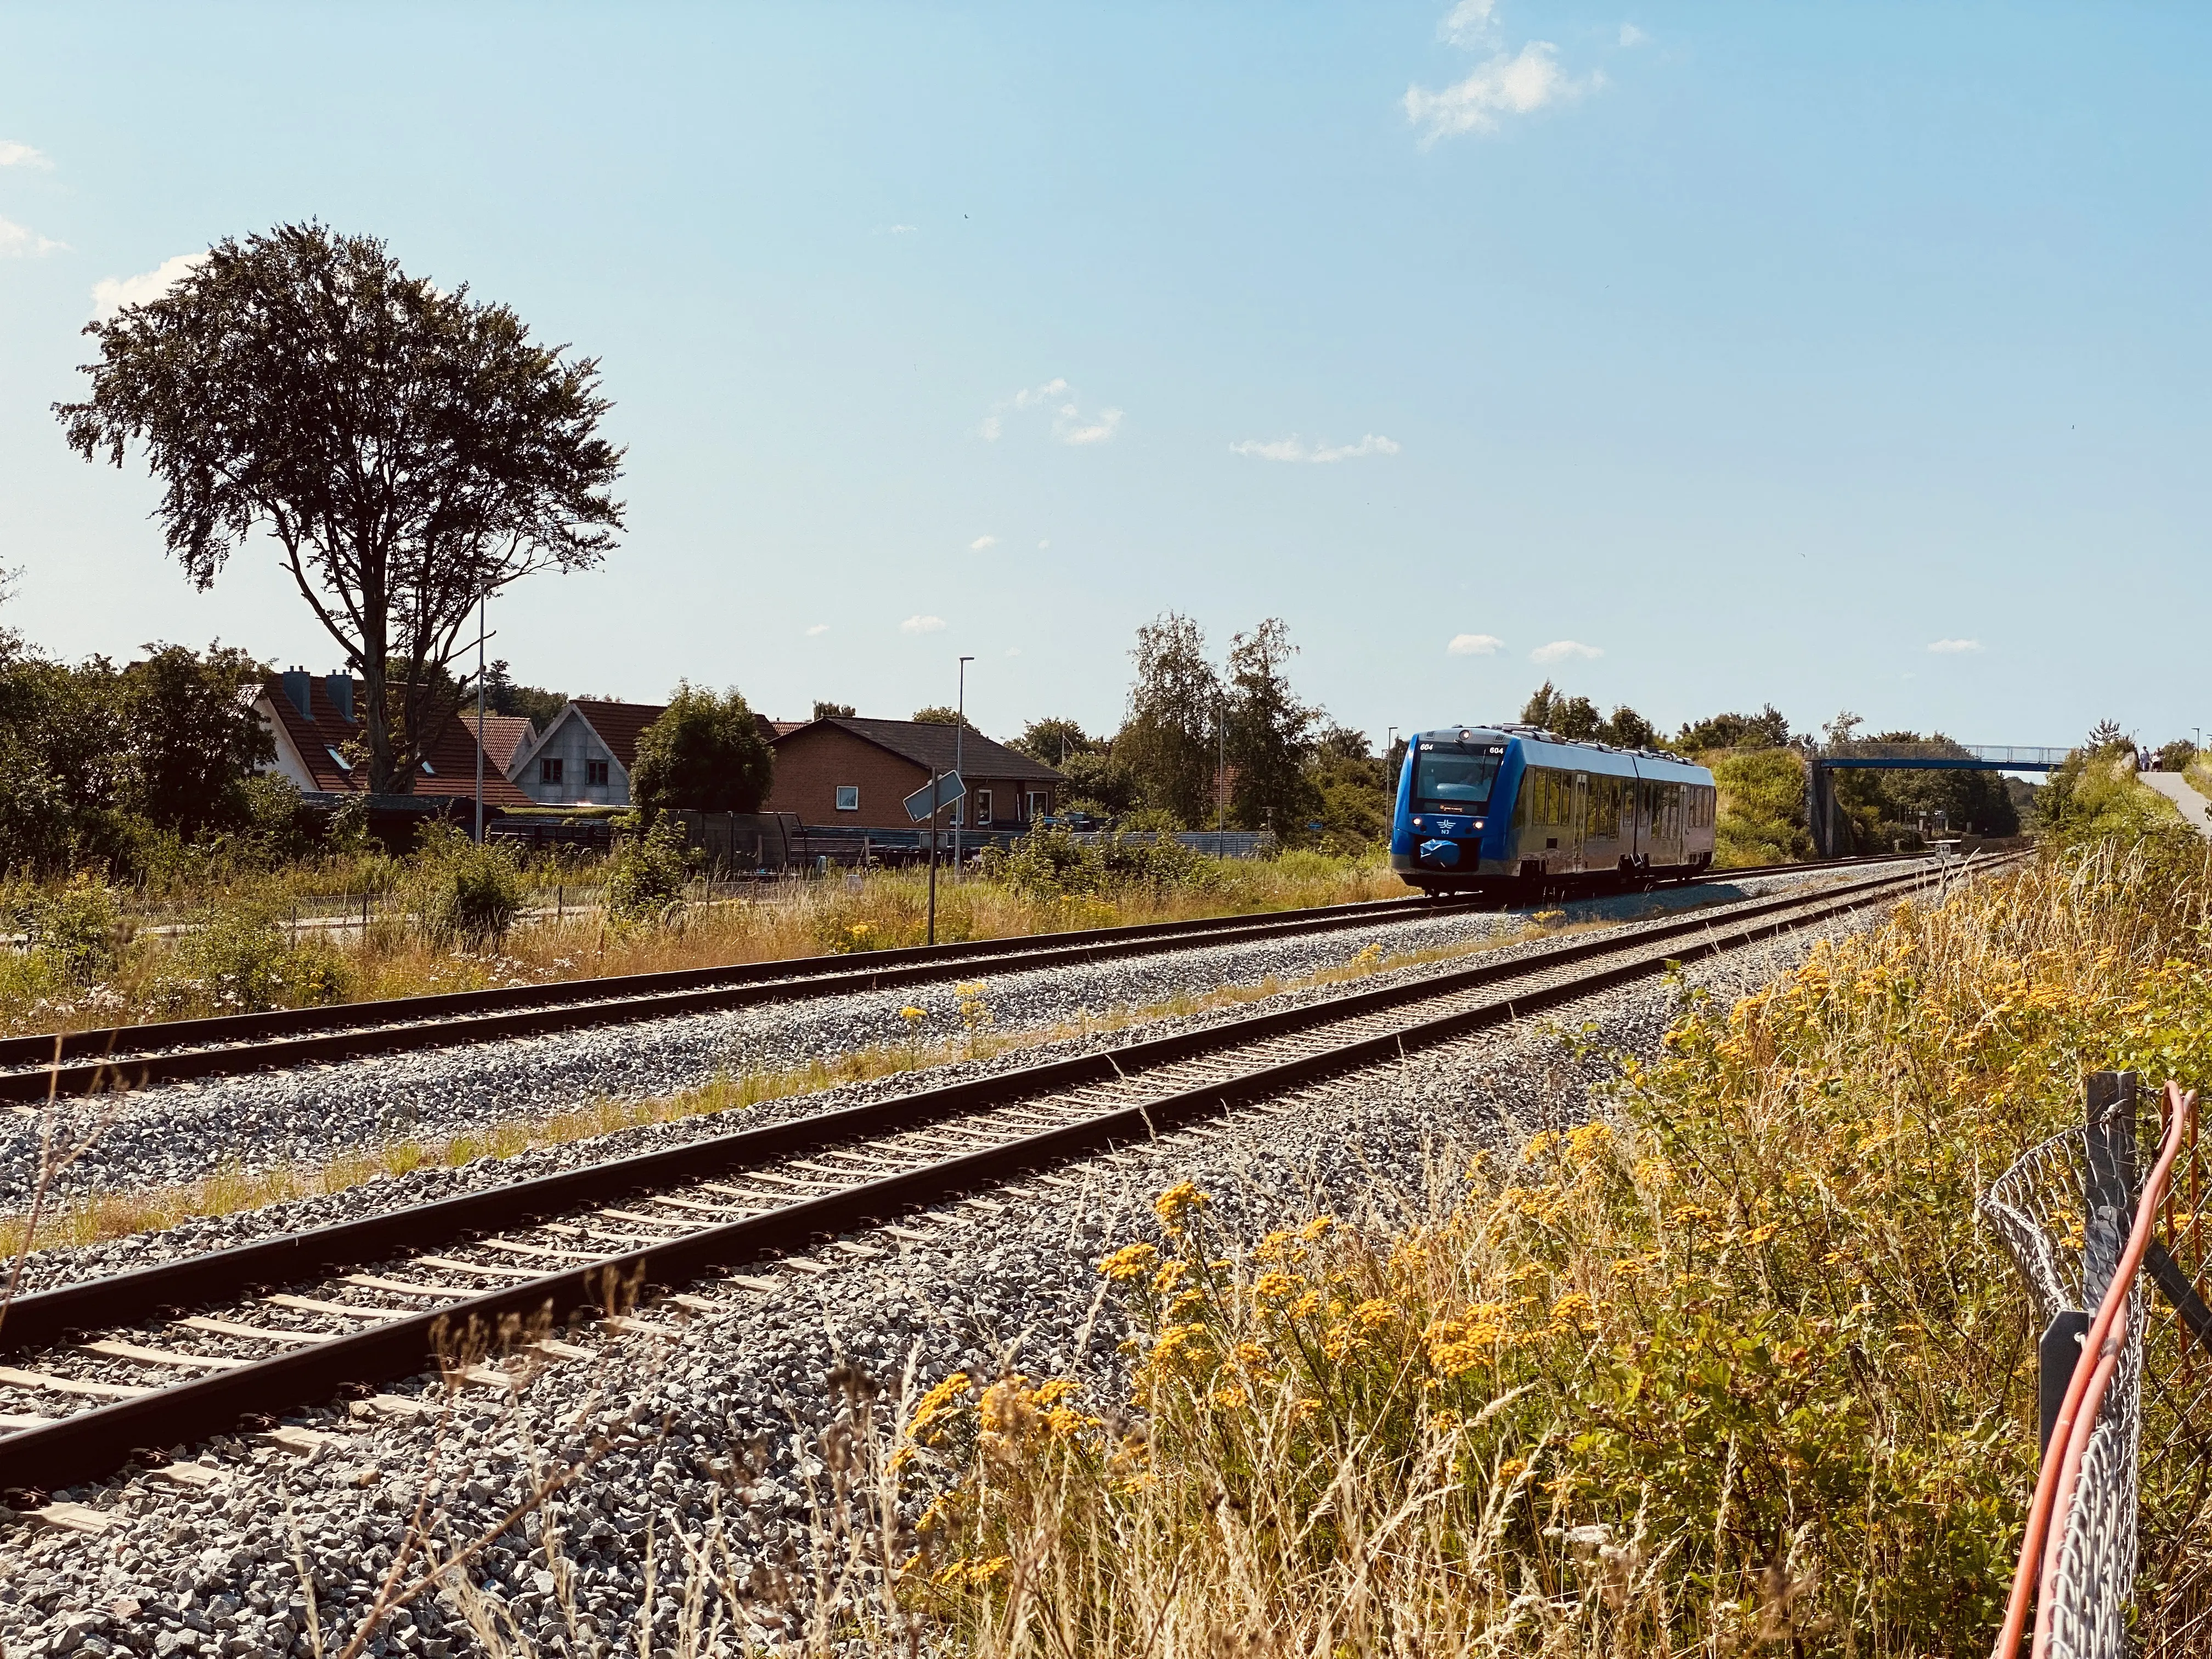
<box><xmin>280</xmin><ymin>668</ymin><xmax>312</xmax><ymax>719</ymax></box>
<box><xmin>325</xmin><ymin>673</ymin><xmax>354</xmax><ymax>723</ymax></box>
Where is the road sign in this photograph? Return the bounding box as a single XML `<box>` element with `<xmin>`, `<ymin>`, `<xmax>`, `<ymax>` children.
<box><xmin>904</xmin><ymin>771</ymin><xmax>967</xmax><ymax>823</ymax></box>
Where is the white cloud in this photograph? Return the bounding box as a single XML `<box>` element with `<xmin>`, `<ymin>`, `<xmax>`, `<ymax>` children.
<box><xmin>1037</xmin><ymin>539</ymin><xmax>1051</xmax><ymax>550</ymax></box>
<box><xmin>969</xmin><ymin>535</ymin><xmax>997</xmax><ymax>551</ymax></box>
<box><xmin>1618</xmin><ymin>22</ymin><xmax>1647</xmax><ymax>47</ymax></box>
<box><xmin>1927</xmin><ymin>638</ymin><xmax>1983</xmax><ymax>654</ymax></box>
<box><xmin>1059</xmin><ymin>406</ymin><xmax>1122</xmax><ymax>445</ymax></box>
<box><xmin>1530</xmin><ymin>639</ymin><xmax>1602</xmax><ymax>663</ymax></box>
<box><xmin>1005</xmin><ymin>647</ymin><xmax>1021</xmax><ymax>657</ymax></box>
<box><xmin>91</xmin><ymin>251</ymin><xmax>205</xmax><ymax>317</ymax></box>
<box><xmin>1440</xmin><ymin>0</ymin><xmax>1498</xmax><ymax>47</ymax></box>
<box><xmin>1231</xmin><ymin>432</ymin><xmax>1401</xmax><ymax>464</ymax></box>
<box><xmin>0</xmin><ymin>216</ymin><xmax>65</xmax><ymax>258</ymax></box>
<box><xmin>901</xmin><ymin>614</ymin><xmax>946</xmax><ymax>636</ymax></box>
<box><xmin>1447</xmin><ymin>633</ymin><xmax>1505</xmax><ymax>656</ymax></box>
<box><xmin>0</xmin><ymin>140</ymin><xmax>51</xmax><ymax>169</ymax></box>
<box><xmin>805</xmin><ymin>623</ymin><xmax>830</xmax><ymax>637</ymax></box>
<box><xmin>887</xmin><ymin>223</ymin><xmax>916</xmax><ymax>234</ymax></box>
<box><xmin>1406</xmin><ymin>40</ymin><xmax>1597</xmax><ymax>141</ymax></box>
<box><xmin>982</xmin><ymin>378</ymin><xmax>1122</xmax><ymax>445</ymax></box>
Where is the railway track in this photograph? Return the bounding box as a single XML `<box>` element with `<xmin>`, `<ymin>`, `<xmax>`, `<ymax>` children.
<box><xmin>0</xmin><ymin>853</ymin><xmax>2003</xmax><ymax>1502</ymax></box>
<box><xmin>0</xmin><ymin>851</ymin><xmax>1927</xmax><ymax>1104</ymax></box>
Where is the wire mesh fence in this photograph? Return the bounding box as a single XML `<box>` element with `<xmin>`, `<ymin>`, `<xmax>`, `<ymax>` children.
<box><xmin>1982</xmin><ymin>1075</ymin><xmax>2212</xmax><ymax>1656</ymax></box>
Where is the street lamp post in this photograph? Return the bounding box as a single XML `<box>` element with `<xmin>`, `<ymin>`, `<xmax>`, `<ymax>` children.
<box><xmin>472</xmin><ymin>590</ymin><xmax>488</xmax><ymax>843</ymax></box>
<box><xmin>954</xmin><ymin>656</ymin><xmax>974</xmax><ymax>872</ymax></box>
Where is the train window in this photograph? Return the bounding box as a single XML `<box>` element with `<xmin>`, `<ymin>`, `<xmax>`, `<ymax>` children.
<box><xmin>1413</xmin><ymin>744</ymin><xmax>1501</xmax><ymax>813</ymax></box>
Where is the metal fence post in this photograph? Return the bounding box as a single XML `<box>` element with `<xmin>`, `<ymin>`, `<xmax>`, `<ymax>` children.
<box><xmin>2085</xmin><ymin>1071</ymin><xmax>2140</xmax><ymax>1306</ymax></box>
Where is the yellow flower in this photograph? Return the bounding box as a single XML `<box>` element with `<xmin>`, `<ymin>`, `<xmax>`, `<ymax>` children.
<box><xmin>1549</xmin><ymin>1290</ymin><xmax>1596</xmax><ymax>1329</ymax></box>
<box><xmin>1155</xmin><ymin>1181</ymin><xmax>1209</xmax><ymax>1223</ymax></box>
<box><xmin>1099</xmin><ymin>1243</ymin><xmax>1161</xmax><ymax>1283</ymax></box>
<box><xmin>1300</xmin><ymin>1214</ymin><xmax>1336</xmax><ymax>1242</ymax></box>
<box><xmin>1251</xmin><ymin>1269</ymin><xmax>1300</xmax><ymax>1304</ymax></box>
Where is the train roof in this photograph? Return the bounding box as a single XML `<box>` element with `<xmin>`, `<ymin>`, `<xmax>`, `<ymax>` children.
<box><xmin>1413</xmin><ymin>724</ymin><xmax>1712</xmax><ymax>783</ymax></box>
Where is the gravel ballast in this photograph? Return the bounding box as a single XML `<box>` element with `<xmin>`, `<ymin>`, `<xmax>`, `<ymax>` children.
<box><xmin>0</xmin><ymin>898</ymin><xmax>1884</xmax><ymax>1656</ymax></box>
<box><xmin>0</xmin><ymin>866</ymin><xmax>1883</xmax><ymax>1213</ymax></box>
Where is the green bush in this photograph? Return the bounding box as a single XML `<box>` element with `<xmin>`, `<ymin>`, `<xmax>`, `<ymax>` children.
<box><xmin>153</xmin><ymin>898</ymin><xmax>349</xmax><ymax>1014</ymax></box>
<box><xmin>2038</xmin><ymin>746</ymin><xmax>2185</xmax><ymax>844</ymax></box>
<box><xmin>605</xmin><ymin>819</ymin><xmax>692</xmax><ymax>927</ymax></box>
<box><xmin>407</xmin><ymin>823</ymin><xmax>526</xmax><ymax>947</ymax></box>
<box><xmin>1706</xmin><ymin>747</ymin><xmax>1812</xmax><ymax>864</ymax></box>
<box><xmin>990</xmin><ymin>824</ymin><xmax>1212</xmax><ymax>901</ymax></box>
<box><xmin>12</xmin><ymin>873</ymin><xmax>128</xmax><ymax>983</ymax></box>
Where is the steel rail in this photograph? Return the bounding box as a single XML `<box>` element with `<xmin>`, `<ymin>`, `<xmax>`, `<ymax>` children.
<box><xmin>0</xmin><ymin>857</ymin><xmax>1996</xmax><ymax>1498</ymax></box>
<box><xmin>0</xmin><ymin>852</ymin><xmax>1926</xmax><ymax>1103</ymax></box>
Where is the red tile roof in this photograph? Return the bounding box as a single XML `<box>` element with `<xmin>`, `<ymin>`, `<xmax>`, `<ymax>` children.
<box><xmin>263</xmin><ymin>676</ymin><xmax>531</xmax><ymax>808</ymax></box>
<box><xmin>569</xmin><ymin>699</ymin><xmax>667</xmax><ymax>772</ymax></box>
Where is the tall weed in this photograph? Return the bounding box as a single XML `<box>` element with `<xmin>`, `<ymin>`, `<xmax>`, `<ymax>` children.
<box><xmin>910</xmin><ymin>840</ymin><xmax>2212</xmax><ymax>1656</ymax></box>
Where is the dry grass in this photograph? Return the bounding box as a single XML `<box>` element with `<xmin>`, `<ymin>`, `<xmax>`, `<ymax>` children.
<box><xmin>2</xmin><ymin>850</ymin><xmax>1410</xmax><ymax>1039</ymax></box>
<box><xmin>896</xmin><ymin>839</ymin><xmax>2212</xmax><ymax>1656</ymax></box>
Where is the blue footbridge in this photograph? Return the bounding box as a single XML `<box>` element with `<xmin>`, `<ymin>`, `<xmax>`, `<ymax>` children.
<box><xmin>1807</xmin><ymin>743</ymin><xmax>2072</xmax><ymax>857</ymax></box>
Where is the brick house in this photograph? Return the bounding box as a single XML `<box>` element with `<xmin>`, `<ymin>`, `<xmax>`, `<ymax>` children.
<box><xmin>255</xmin><ymin>668</ymin><xmax>533</xmax><ymax>810</ymax></box>
<box><xmin>507</xmin><ymin>698</ymin><xmax>803</xmax><ymax>807</ymax></box>
<box><xmin>765</xmin><ymin>716</ymin><xmax>1063</xmax><ymax>830</ymax></box>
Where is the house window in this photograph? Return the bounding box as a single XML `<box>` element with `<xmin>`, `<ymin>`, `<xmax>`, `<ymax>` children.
<box><xmin>975</xmin><ymin>789</ymin><xmax>993</xmax><ymax>825</ymax></box>
<box><xmin>541</xmin><ymin>757</ymin><xmax>565</xmax><ymax>785</ymax></box>
<box><xmin>325</xmin><ymin>746</ymin><xmax>353</xmax><ymax>772</ymax></box>
<box><xmin>586</xmin><ymin>759</ymin><xmax>609</xmax><ymax>787</ymax></box>
<box><xmin>420</xmin><ymin>760</ymin><xmax>436</xmax><ymax>776</ymax></box>
<box><xmin>835</xmin><ymin>785</ymin><xmax>859</xmax><ymax>811</ymax></box>
<box><xmin>1028</xmin><ymin>791</ymin><xmax>1046</xmax><ymax>821</ymax></box>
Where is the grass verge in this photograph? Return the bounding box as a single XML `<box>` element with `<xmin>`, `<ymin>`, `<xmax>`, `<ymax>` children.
<box><xmin>901</xmin><ymin>838</ymin><xmax>2212</xmax><ymax>1655</ymax></box>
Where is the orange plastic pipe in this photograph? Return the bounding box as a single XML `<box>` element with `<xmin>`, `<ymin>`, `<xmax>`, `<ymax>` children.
<box><xmin>1991</xmin><ymin>1081</ymin><xmax>2194</xmax><ymax>1659</ymax></box>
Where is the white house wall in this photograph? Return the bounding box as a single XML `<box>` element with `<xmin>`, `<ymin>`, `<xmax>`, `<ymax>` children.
<box><xmin>512</xmin><ymin>708</ymin><xmax>632</xmax><ymax>806</ymax></box>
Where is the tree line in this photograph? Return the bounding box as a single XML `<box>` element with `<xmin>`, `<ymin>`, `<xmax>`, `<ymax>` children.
<box><xmin>992</xmin><ymin>613</ymin><xmax>1390</xmax><ymax>850</ymax></box>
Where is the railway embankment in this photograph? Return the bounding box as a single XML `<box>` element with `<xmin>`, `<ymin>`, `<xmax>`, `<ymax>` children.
<box><xmin>0</xmin><ymin>866</ymin><xmax>1904</xmax><ymax>1656</ymax></box>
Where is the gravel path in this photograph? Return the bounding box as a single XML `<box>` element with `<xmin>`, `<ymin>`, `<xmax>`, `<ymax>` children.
<box><xmin>0</xmin><ymin>900</ymin><xmax>1880</xmax><ymax>1657</ymax></box>
<box><xmin>0</xmin><ymin>867</ymin><xmax>1872</xmax><ymax>1211</ymax></box>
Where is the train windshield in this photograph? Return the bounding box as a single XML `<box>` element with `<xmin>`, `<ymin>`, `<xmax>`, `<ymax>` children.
<box><xmin>1411</xmin><ymin>745</ymin><xmax>1500</xmax><ymax>813</ymax></box>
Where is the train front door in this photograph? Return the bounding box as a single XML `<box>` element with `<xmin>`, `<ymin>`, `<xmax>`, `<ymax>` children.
<box><xmin>1570</xmin><ymin>774</ymin><xmax>1589</xmax><ymax>872</ymax></box>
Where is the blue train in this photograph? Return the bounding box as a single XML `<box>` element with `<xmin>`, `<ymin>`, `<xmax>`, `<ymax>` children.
<box><xmin>1390</xmin><ymin>724</ymin><xmax>1718</xmax><ymax>895</ymax></box>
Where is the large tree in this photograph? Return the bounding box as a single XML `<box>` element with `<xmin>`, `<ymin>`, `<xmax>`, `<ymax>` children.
<box><xmin>1115</xmin><ymin>612</ymin><xmax>1221</xmax><ymax>826</ymax></box>
<box><xmin>1224</xmin><ymin>617</ymin><xmax>1319</xmax><ymax>833</ymax></box>
<box><xmin>57</xmin><ymin>223</ymin><xmax>624</xmax><ymax>795</ymax></box>
<box><xmin>629</xmin><ymin>684</ymin><xmax>775</xmax><ymax>814</ymax></box>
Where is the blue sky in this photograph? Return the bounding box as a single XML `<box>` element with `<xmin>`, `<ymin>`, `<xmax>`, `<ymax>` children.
<box><xmin>2</xmin><ymin>2</ymin><xmax>2205</xmax><ymax>751</ymax></box>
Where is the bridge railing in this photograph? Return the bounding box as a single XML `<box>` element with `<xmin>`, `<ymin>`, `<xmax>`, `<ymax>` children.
<box><xmin>1813</xmin><ymin>742</ymin><xmax>2073</xmax><ymax>769</ymax></box>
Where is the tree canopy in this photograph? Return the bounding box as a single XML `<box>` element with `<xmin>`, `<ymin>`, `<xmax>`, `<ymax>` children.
<box><xmin>629</xmin><ymin>684</ymin><xmax>775</xmax><ymax>814</ymax></box>
<box><xmin>1115</xmin><ymin>612</ymin><xmax>1221</xmax><ymax>827</ymax></box>
<box><xmin>1520</xmin><ymin>683</ymin><xmax>1660</xmax><ymax>749</ymax></box>
<box><xmin>56</xmin><ymin>222</ymin><xmax>624</xmax><ymax>795</ymax></box>
<box><xmin>1677</xmin><ymin>704</ymin><xmax>1795</xmax><ymax>753</ymax></box>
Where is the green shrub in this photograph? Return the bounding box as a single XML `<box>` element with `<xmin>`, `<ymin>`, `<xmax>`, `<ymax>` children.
<box><xmin>407</xmin><ymin>823</ymin><xmax>526</xmax><ymax>947</ymax></box>
<box><xmin>990</xmin><ymin>824</ymin><xmax>1213</xmax><ymax>901</ymax></box>
<box><xmin>12</xmin><ymin>873</ymin><xmax>127</xmax><ymax>983</ymax></box>
<box><xmin>605</xmin><ymin>819</ymin><xmax>692</xmax><ymax>927</ymax></box>
<box><xmin>2038</xmin><ymin>746</ymin><xmax>2184</xmax><ymax>844</ymax></box>
<box><xmin>153</xmin><ymin>899</ymin><xmax>350</xmax><ymax>1014</ymax></box>
<box><xmin>1706</xmin><ymin>746</ymin><xmax>1812</xmax><ymax>864</ymax></box>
